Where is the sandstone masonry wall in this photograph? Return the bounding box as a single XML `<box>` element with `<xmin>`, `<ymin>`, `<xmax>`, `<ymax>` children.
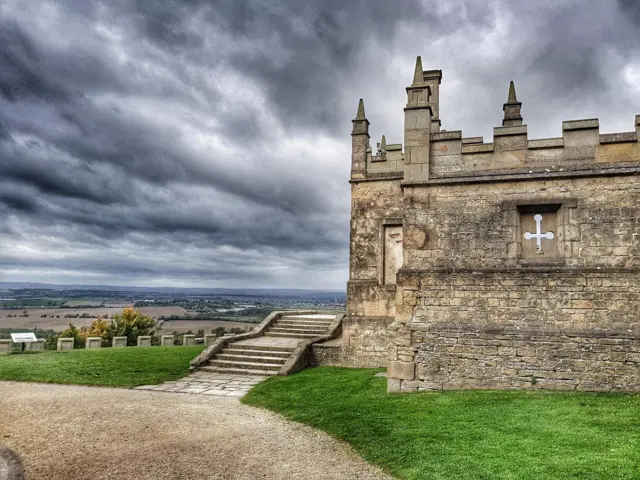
<box><xmin>348</xmin><ymin>57</ymin><xmax>640</xmax><ymax>392</ymax></box>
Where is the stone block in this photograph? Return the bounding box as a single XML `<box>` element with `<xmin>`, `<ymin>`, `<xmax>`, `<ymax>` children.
<box><xmin>388</xmin><ymin>361</ymin><xmax>416</xmax><ymax>380</ymax></box>
<box><xmin>160</xmin><ymin>335</ymin><xmax>174</xmax><ymax>347</ymax></box>
<box><xmin>86</xmin><ymin>337</ymin><xmax>102</xmax><ymax>349</ymax></box>
<box><xmin>182</xmin><ymin>334</ymin><xmax>196</xmax><ymax>346</ymax></box>
<box><xmin>387</xmin><ymin>378</ymin><xmax>401</xmax><ymax>393</ymax></box>
<box><xmin>57</xmin><ymin>338</ymin><xmax>74</xmax><ymax>351</ymax></box>
<box><xmin>25</xmin><ymin>339</ymin><xmax>45</xmax><ymax>351</ymax></box>
<box><xmin>204</xmin><ymin>334</ymin><xmax>217</xmax><ymax>346</ymax></box>
<box><xmin>112</xmin><ymin>337</ymin><xmax>127</xmax><ymax>348</ymax></box>
<box><xmin>0</xmin><ymin>339</ymin><xmax>12</xmax><ymax>354</ymax></box>
<box><xmin>137</xmin><ymin>336</ymin><xmax>152</xmax><ymax>347</ymax></box>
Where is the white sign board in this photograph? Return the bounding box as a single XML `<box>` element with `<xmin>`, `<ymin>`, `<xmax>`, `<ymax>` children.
<box><xmin>10</xmin><ymin>333</ymin><xmax>37</xmax><ymax>343</ymax></box>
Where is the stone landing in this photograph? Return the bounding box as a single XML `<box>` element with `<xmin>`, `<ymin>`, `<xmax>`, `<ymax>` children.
<box><xmin>135</xmin><ymin>371</ymin><xmax>266</xmax><ymax>397</ymax></box>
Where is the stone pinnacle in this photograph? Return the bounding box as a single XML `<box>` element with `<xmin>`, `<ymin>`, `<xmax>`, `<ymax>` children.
<box><xmin>508</xmin><ymin>80</ymin><xmax>517</xmax><ymax>103</ymax></box>
<box><xmin>356</xmin><ymin>98</ymin><xmax>366</xmax><ymax>120</ymax></box>
<box><xmin>412</xmin><ymin>56</ymin><xmax>424</xmax><ymax>85</ymax></box>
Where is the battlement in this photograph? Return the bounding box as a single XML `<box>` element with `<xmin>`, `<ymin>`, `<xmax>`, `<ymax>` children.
<box><xmin>351</xmin><ymin>57</ymin><xmax>640</xmax><ymax>184</ymax></box>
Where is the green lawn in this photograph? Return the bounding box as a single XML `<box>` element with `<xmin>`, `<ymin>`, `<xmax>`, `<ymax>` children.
<box><xmin>242</xmin><ymin>367</ymin><xmax>640</xmax><ymax>480</ymax></box>
<box><xmin>0</xmin><ymin>346</ymin><xmax>205</xmax><ymax>388</ymax></box>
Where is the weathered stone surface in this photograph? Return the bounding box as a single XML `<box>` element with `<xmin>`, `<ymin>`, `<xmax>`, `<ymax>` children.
<box><xmin>183</xmin><ymin>334</ymin><xmax>196</xmax><ymax>346</ymax></box>
<box><xmin>25</xmin><ymin>340</ymin><xmax>44</xmax><ymax>352</ymax></box>
<box><xmin>86</xmin><ymin>337</ymin><xmax>101</xmax><ymax>349</ymax></box>
<box><xmin>563</xmin><ymin>119</ymin><xmax>599</xmax><ymax>131</ymax></box>
<box><xmin>388</xmin><ymin>361</ymin><xmax>415</xmax><ymax>380</ymax></box>
<box><xmin>112</xmin><ymin>337</ymin><xmax>127</xmax><ymax>348</ymax></box>
<box><xmin>57</xmin><ymin>338</ymin><xmax>73</xmax><ymax>351</ymax></box>
<box><xmin>203</xmin><ymin>334</ymin><xmax>217</xmax><ymax>346</ymax></box>
<box><xmin>348</xmin><ymin>59</ymin><xmax>640</xmax><ymax>393</ymax></box>
<box><xmin>161</xmin><ymin>335</ymin><xmax>174</xmax><ymax>347</ymax></box>
<box><xmin>137</xmin><ymin>336</ymin><xmax>151</xmax><ymax>347</ymax></box>
<box><xmin>310</xmin><ymin>342</ymin><xmax>343</xmax><ymax>366</ymax></box>
<box><xmin>0</xmin><ymin>340</ymin><xmax>11</xmax><ymax>354</ymax></box>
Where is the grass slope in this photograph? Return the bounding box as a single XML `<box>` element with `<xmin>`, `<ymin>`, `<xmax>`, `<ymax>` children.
<box><xmin>0</xmin><ymin>346</ymin><xmax>205</xmax><ymax>388</ymax></box>
<box><xmin>242</xmin><ymin>367</ymin><xmax>640</xmax><ymax>480</ymax></box>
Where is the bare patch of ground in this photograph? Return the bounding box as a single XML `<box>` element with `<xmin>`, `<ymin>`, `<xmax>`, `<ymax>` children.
<box><xmin>0</xmin><ymin>382</ymin><xmax>390</xmax><ymax>480</ymax></box>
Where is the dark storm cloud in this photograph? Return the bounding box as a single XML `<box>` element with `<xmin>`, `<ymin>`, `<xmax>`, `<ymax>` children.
<box><xmin>0</xmin><ymin>0</ymin><xmax>638</xmax><ymax>288</ymax></box>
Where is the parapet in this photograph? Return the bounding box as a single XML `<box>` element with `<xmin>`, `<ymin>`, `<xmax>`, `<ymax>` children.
<box><xmin>428</xmin><ymin>114</ymin><xmax>640</xmax><ymax>181</ymax></box>
<box><xmin>352</xmin><ymin>60</ymin><xmax>640</xmax><ymax>184</ymax></box>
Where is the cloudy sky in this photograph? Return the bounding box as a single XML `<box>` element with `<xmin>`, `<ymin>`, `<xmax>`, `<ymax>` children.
<box><xmin>1</xmin><ymin>0</ymin><xmax>639</xmax><ymax>290</ymax></box>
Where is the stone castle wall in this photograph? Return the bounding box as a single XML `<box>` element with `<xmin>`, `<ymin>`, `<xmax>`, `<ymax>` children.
<box><xmin>346</xmin><ymin>57</ymin><xmax>640</xmax><ymax>391</ymax></box>
<box><xmin>388</xmin><ymin>270</ymin><xmax>640</xmax><ymax>392</ymax></box>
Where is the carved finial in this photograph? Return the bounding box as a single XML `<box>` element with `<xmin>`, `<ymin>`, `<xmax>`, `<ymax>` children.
<box><xmin>381</xmin><ymin>135</ymin><xmax>386</xmax><ymax>151</ymax></box>
<box><xmin>412</xmin><ymin>56</ymin><xmax>424</xmax><ymax>86</ymax></box>
<box><xmin>507</xmin><ymin>81</ymin><xmax>517</xmax><ymax>103</ymax></box>
<box><xmin>503</xmin><ymin>80</ymin><xmax>523</xmax><ymax>127</ymax></box>
<box><xmin>356</xmin><ymin>98</ymin><xmax>366</xmax><ymax>120</ymax></box>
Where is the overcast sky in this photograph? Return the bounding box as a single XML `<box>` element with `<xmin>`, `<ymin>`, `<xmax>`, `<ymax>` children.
<box><xmin>1</xmin><ymin>0</ymin><xmax>639</xmax><ymax>290</ymax></box>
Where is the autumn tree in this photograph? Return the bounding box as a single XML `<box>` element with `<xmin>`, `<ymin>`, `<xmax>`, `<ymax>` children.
<box><xmin>108</xmin><ymin>307</ymin><xmax>156</xmax><ymax>346</ymax></box>
<box><xmin>79</xmin><ymin>317</ymin><xmax>111</xmax><ymax>347</ymax></box>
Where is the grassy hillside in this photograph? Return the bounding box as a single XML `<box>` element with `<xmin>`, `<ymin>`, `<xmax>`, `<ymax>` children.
<box><xmin>243</xmin><ymin>367</ymin><xmax>640</xmax><ymax>480</ymax></box>
<box><xmin>0</xmin><ymin>346</ymin><xmax>205</xmax><ymax>388</ymax></box>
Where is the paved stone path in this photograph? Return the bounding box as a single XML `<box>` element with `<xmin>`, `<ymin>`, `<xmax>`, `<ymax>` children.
<box><xmin>135</xmin><ymin>370</ymin><xmax>266</xmax><ymax>397</ymax></box>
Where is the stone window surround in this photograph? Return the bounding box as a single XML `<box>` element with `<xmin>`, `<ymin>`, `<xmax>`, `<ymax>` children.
<box><xmin>379</xmin><ymin>217</ymin><xmax>403</xmax><ymax>285</ymax></box>
<box><xmin>502</xmin><ymin>198</ymin><xmax>578</xmax><ymax>264</ymax></box>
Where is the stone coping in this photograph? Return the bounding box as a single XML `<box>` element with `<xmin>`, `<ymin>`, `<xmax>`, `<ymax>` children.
<box><xmin>0</xmin><ymin>445</ymin><xmax>23</xmax><ymax>480</ymax></box>
<box><xmin>402</xmin><ymin>163</ymin><xmax>640</xmax><ymax>187</ymax></box>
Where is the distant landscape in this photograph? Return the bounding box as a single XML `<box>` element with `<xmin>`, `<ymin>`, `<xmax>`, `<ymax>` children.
<box><xmin>0</xmin><ymin>282</ymin><xmax>346</xmax><ymax>339</ymax></box>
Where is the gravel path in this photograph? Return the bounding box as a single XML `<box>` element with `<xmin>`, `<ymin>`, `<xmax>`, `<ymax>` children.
<box><xmin>0</xmin><ymin>381</ymin><xmax>391</xmax><ymax>480</ymax></box>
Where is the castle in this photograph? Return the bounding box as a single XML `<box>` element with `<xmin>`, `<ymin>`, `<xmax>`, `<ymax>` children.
<box><xmin>340</xmin><ymin>56</ymin><xmax>640</xmax><ymax>392</ymax></box>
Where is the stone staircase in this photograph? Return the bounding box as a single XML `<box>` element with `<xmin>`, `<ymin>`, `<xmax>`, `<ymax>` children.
<box><xmin>200</xmin><ymin>343</ymin><xmax>294</xmax><ymax>376</ymax></box>
<box><xmin>263</xmin><ymin>314</ymin><xmax>335</xmax><ymax>339</ymax></box>
<box><xmin>200</xmin><ymin>314</ymin><xmax>337</xmax><ymax>376</ymax></box>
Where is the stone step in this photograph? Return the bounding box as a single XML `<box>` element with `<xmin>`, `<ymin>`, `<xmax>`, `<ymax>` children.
<box><xmin>208</xmin><ymin>359</ymin><xmax>283</xmax><ymax>371</ymax></box>
<box><xmin>200</xmin><ymin>366</ymin><xmax>278</xmax><ymax>376</ymax></box>
<box><xmin>264</xmin><ymin>332</ymin><xmax>319</xmax><ymax>339</ymax></box>
<box><xmin>226</xmin><ymin>344</ymin><xmax>296</xmax><ymax>353</ymax></box>
<box><xmin>215</xmin><ymin>353</ymin><xmax>287</xmax><ymax>364</ymax></box>
<box><xmin>267</xmin><ymin>327</ymin><xmax>327</xmax><ymax>335</ymax></box>
<box><xmin>279</xmin><ymin>317</ymin><xmax>335</xmax><ymax>324</ymax></box>
<box><xmin>274</xmin><ymin>321</ymin><xmax>333</xmax><ymax>328</ymax></box>
<box><xmin>222</xmin><ymin>348</ymin><xmax>292</xmax><ymax>358</ymax></box>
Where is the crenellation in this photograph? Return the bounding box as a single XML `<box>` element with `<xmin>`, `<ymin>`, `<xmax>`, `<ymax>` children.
<box><xmin>461</xmin><ymin>143</ymin><xmax>494</xmax><ymax>154</ymax></box>
<box><xmin>494</xmin><ymin>125</ymin><xmax>528</xmax><ymax>137</ymax></box>
<box><xmin>431</xmin><ymin>131</ymin><xmax>462</xmax><ymax>141</ymax></box>
<box><xmin>528</xmin><ymin>138</ymin><xmax>564</xmax><ymax>149</ymax></box>
<box><xmin>599</xmin><ymin>132</ymin><xmax>637</xmax><ymax>144</ymax></box>
<box><xmin>345</xmin><ymin>57</ymin><xmax>640</xmax><ymax>392</ymax></box>
<box><xmin>563</xmin><ymin>119</ymin><xmax>600</xmax><ymax>131</ymax></box>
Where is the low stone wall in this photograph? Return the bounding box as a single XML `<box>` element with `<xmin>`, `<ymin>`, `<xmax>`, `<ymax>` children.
<box><xmin>86</xmin><ymin>337</ymin><xmax>102</xmax><ymax>349</ymax></box>
<box><xmin>0</xmin><ymin>340</ymin><xmax>11</xmax><ymax>354</ymax></box>
<box><xmin>342</xmin><ymin>315</ymin><xmax>393</xmax><ymax>367</ymax></box>
<box><xmin>310</xmin><ymin>341</ymin><xmax>343</xmax><ymax>366</ymax></box>
<box><xmin>57</xmin><ymin>338</ymin><xmax>74</xmax><ymax>351</ymax></box>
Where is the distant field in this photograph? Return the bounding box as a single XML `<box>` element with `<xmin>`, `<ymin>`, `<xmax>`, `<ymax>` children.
<box><xmin>160</xmin><ymin>320</ymin><xmax>256</xmax><ymax>334</ymax></box>
<box><xmin>0</xmin><ymin>306</ymin><xmax>188</xmax><ymax>331</ymax></box>
<box><xmin>62</xmin><ymin>299</ymin><xmax>106</xmax><ymax>307</ymax></box>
